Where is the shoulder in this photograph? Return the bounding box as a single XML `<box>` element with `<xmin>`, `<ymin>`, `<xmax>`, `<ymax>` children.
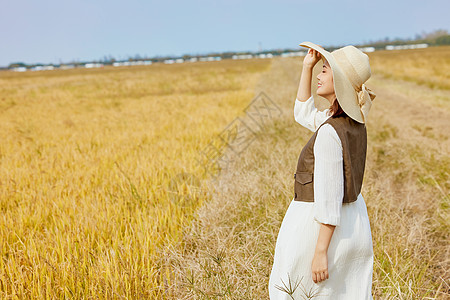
<box><xmin>314</xmin><ymin>105</ymin><xmax>332</xmax><ymax>129</ymax></box>
<box><xmin>326</xmin><ymin>115</ymin><xmax>366</xmax><ymax>130</ymax></box>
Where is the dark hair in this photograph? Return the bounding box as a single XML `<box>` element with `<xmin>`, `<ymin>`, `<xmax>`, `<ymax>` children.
<box><xmin>328</xmin><ymin>98</ymin><xmax>348</xmax><ymax>118</ymax></box>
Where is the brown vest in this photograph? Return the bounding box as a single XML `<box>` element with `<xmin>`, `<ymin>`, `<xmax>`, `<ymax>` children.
<box><xmin>294</xmin><ymin>115</ymin><xmax>367</xmax><ymax>203</ymax></box>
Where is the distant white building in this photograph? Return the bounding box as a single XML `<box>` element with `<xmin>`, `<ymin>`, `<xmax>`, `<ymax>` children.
<box><xmin>386</xmin><ymin>43</ymin><xmax>428</xmax><ymax>50</ymax></box>
<box><xmin>175</xmin><ymin>58</ymin><xmax>184</xmax><ymax>63</ymax></box>
<box><xmin>12</xmin><ymin>67</ymin><xmax>27</xmax><ymax>72</ymax></box>
<box><xmin>31</xmin><ymin>65</ymin><xmax>44</xmax><ymax>71</ymax></box>
<box><xmin>30</xmin><ymin>65</ymin><xmax>54</xmax><ymax>71</ymax></box>
<box><xmin>232</xmin><ymin>54</ymin><xmax>253</xmax><ymax>60</ymax></box>
<box><xmin>257</xmin><ymin>53</ymin><xmax>273</xmax><ymax>58</ymax></box>
<box><xmin>357</xmin><ymin>47</ymin><xmax>375</xmax><ymax>53</ymax></box>
<box><xmin>113</xmin><ymin>61</ymin><xmax>137</xmax><ymax>67</ymax></box>
<box><xmin>85</xmin><ymin>63</ymin><xmax>103</xmax><ymax>68</ymax></box>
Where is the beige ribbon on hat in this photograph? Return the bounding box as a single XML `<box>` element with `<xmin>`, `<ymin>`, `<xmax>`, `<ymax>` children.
<box><xmin>356</xmin><ymin>83</ymin><xmax>376</xmax><ymax>123</ymax></box>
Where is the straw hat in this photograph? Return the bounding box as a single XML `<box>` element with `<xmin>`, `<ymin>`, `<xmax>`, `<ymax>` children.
<box><xmin>299</xmin><ymin>41</ymin><xmax>376</xmax><ymax>124</ymax></box>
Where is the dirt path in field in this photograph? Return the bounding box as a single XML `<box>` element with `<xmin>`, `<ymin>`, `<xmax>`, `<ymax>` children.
<box><xmin>367</xmin><ymin>73</ymin><xmax>450</xmax><ymax>153</ymax></box>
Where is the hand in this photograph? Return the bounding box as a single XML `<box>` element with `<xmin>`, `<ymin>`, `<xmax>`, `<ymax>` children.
<box><xmin>311</xmin><ymin>250</ymin><xmax>329</xmax><ymax>283</ymax></box>
<box><xmin>303</xmin><ymin>48</ymin><xmax>322</xmax><ymax>69</ymax></box>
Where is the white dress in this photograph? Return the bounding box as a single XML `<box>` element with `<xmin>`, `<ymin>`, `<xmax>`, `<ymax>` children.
<box><xmin>268</xmin><ymin>96</ymin><xmax>374</xmax><ymax>299</ymax></box>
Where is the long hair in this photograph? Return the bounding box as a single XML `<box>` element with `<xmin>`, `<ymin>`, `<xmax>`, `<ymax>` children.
<box><xmin>328</xmin><ymin>98</ymin><xmax>348</xmax><ymax>118</ymax></box>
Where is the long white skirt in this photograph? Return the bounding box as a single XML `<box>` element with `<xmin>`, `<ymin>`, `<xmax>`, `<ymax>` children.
<box><xmin>268</xmin><ymin>194</ymin><xmax>374</xmax><ymax>299</ymax></box>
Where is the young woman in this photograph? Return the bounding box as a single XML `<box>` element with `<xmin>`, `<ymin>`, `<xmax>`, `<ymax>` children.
<box><xmin>268</xmin><ymin>42</ymin><xmax>377</xmax><ymax>299</ymax></box>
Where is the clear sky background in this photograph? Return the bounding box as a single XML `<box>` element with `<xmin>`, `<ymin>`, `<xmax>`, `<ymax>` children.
<box><xmin>1</xmin><ymin>0</ymin><xmax>449</xmax><ymax>67</ymax></box>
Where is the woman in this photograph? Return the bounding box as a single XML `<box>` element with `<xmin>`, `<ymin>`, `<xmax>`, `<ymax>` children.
<box><xmin>268</xmin><ymin>42</ymin><xmax>377</xmax><ymax>299</ymax></box>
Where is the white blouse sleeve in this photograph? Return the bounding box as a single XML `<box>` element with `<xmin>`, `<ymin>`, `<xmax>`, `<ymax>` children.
<box><xmin>294</xmin><ymin>95</ymin><xmax>331</xmax><ymax>132</ymax></box>
<box><xmin>313</xmin><ymin>123</ymin><xmax>344</xmax><ymax>226</ymax></box>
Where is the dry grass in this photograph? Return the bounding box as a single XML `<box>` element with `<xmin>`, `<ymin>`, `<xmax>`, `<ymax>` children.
<box><xmin>0</xmin><ymin>59</ymin><xmax>271</xmax><ymax>298</ymax></box>
<box><xmin>167</xmin><ymin>47</ymin><xmax>449</xmax><ymax>299</ymax></box>
<box><xmin>368</xmin><ymin>45</ymin><xmax>450</xmax><ymax>90</ymax></box>
<box><xmin>1</xmin><ymin>46</ymin><xmax>449</xmax><ymax>299</ymax></box>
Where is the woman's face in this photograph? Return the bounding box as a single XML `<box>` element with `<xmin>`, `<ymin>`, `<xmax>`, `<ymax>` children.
<box><xmin>316</xmin><ymin>59</ymin><xmax>336</xmax><ymax>104</ymax></box>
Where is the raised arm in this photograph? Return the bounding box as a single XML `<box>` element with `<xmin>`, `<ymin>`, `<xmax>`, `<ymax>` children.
<box><xmin>297</xmin><ymin>48</ymin><xmax>321</xmax><ymax>101</ymax></box>
<box><xmin>294</xmin><ymin>49</ymin><xmax>330</xmax><ymax>132</ymax></box>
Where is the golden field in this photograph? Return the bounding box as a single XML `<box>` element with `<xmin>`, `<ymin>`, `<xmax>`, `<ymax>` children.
<box><xmin>0</xmin><ymin>46</ymin><xmax>449</xmax><ymax>299</ymax></box>
<box><xmin>0</xmin><ymin>59</ymin><xmax>271</xmax><ymax>298</ymax></box>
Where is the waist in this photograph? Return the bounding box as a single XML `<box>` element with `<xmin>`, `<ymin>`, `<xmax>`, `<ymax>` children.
<box><xmin>294</xmin><ymin>193</ymin><xmax>363</xmax><ymax>203</ymax></box>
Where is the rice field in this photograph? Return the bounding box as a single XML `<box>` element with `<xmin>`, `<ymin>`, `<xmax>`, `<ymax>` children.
<box><xmin>0</xmin><ymin>59</ymin><xmax>271</xmax><ymax>298</ymax></box>
<box><xmin>0</xmin><ymin>46</ymin><xmax>449</xmax><ymax>299</ymax></box>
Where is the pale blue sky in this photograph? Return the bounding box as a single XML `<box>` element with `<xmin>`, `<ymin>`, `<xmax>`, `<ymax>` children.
<box><xmin>1</xmin><ymin>0</ymin><xmax>449</xmax><ymax>67</ymax></box>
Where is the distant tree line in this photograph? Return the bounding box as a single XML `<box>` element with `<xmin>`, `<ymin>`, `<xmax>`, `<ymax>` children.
<box><xmin>354</xmin><ymin>28</ymin><xmax>450</xmax><ymax>49</ymax></box>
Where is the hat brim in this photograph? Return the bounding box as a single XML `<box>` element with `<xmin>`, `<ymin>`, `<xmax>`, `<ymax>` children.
<box><xmin>299</xmin><ymin>41</ymin><xmax>364</xmax><ymax>123</ymax></box>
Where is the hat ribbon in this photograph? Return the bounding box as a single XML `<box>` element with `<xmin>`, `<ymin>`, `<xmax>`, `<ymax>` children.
<box><xmin>356</xmin><ymin>83</ymin><xmax>376</xmax><ymax>122</ymax></box>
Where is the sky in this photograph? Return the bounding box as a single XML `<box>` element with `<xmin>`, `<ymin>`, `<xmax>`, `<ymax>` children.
<box><xmin>1</xmin><ymin>0</ymin><xmax>449</xmax><ymax>67</ymax></box>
